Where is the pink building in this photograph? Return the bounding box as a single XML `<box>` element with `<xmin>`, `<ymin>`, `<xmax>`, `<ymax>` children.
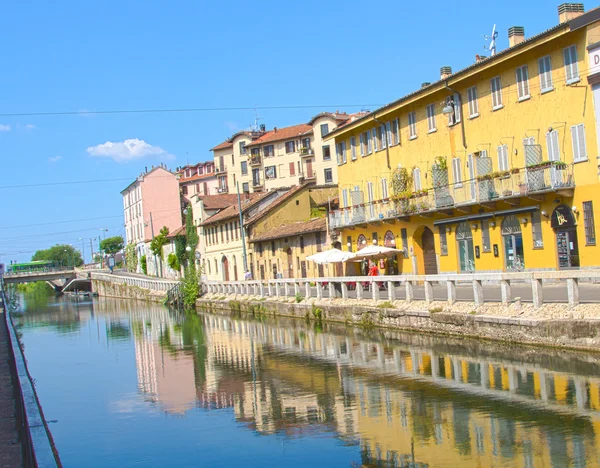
<box><xmin>121</xmin><ymin>164</ymin><xmax>183</xmax><ymax>259</ymax></box>
<box><xmin>176</xmin><ymin>161</ymin><xmax>219</xmax><ymax>201</ymax></box>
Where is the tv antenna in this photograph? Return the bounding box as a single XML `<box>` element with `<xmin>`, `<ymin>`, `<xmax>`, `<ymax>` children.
<box><xmin>252</xmin><ymin>106</ymin><xmax>262</xmax><ymax>132</ymax></box>
<box><xmin>484</xmin><ymin>24</ymin><xmax>498</xmax><ymax>56</ymax></box>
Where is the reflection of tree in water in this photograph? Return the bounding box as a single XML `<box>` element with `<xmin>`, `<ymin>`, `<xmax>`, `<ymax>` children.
<box><xmin>16</xmin><ymin>294</ymin><xmax>84</xmax><ymax>334</ymax></box>
<box><xmin>106</xmin><ymin>320</ymin><xmax>131</xmax><ymax>341</ymax></box>
<box><xmin>180</xmin><ymin>312</ymin><xmax>208</xmax><ymax>386</ymax></box>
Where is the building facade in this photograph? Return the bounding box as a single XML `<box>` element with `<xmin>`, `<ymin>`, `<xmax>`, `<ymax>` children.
<box><xmin>326</xmin><ymin>4</ymin><xmax>600</xmax><ymax>274</ymax></box>
<box><xmin>177</xmin><ymin>161</ymin><xmax>219</xmax><ymax>200</ymax></box>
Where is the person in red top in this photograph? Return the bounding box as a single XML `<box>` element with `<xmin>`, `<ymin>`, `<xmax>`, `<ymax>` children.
<box><xmin>368</xmin><ymin>260</ymin><xmax>379</xmax><ymax>277</ymax></box>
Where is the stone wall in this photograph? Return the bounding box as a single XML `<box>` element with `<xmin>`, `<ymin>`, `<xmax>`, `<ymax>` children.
<box><xmin>92</xmin><ymin>279</ymin><xmax>166</xmax><ymax>303</ymax></box>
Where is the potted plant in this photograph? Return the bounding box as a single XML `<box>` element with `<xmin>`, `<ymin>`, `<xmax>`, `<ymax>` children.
<box><xmin>510</xmin><ymin>167</ymin><xmax>520</xmax><ymax>174</ymax></box>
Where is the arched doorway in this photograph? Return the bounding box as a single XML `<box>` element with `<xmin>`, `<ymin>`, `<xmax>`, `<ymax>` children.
<box><xmin>502</xmin><ymin>215</ymin><xmax>525</xmax><ymax>271</ymax></box>
<box><xmin>356</xmin><ymin>234</ymin><xmax>368</xmax><ymax>275</ymax></box>
<box><xmin>384</xmin><ymin>230</ymin><xmax>399</xmax><ymax>275</ymax></box>
<box><xmin>286</xmin><ymin>248</ymin><xmax>293</xmax><ymax>278</ymax></box>
<box><xmin>456</xmin><ymin>222</ymin><xmax>475</xmax><ymax>272</ymax></box>
<box><xmin>221</xmin><ymin>256</ymin><xmax>229</xmax><ymax>281</ymax></box>
<box><xmin>551</xmin><ymin>205</ymin><xmax>580</xmax><ymax>268</ymax></box>
<box><xmin>422</xmin><ymin>227</ymin><xmax>438</xmax><ymax>274</ymax></box>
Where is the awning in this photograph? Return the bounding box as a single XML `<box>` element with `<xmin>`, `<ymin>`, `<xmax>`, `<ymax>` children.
<box><xmin>434</xmin><ymin>205</ymin><xmax>539</xmax><ymax>227</ymax></box>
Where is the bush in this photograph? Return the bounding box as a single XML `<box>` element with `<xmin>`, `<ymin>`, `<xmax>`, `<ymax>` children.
<box><xmin>167</xmin><ymin>253</ymin><xmax>180</xmax><ymax>271</ymax></box>
<box><xmin>140</xmin><ymin>255</ymin><xmax>148</xmax><ymax>275</ymax></box>
<box><xmin>295</xmin><ymin>292</ymin><xmax>304</xmax><ymax>303</ymax></box>
<box><xmin>181</xmin><ymin>264</ymin><xmax>199</xmax><ymax>308</ymax></box>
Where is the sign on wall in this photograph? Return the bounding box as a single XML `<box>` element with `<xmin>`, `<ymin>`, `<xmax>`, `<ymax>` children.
<box><xmin>589</xmin><ymin>45</ymin><xmax>600</xmax><ymax>77</ymax></box>
<box><xmin>550</xmin><ymin>205</ymin><xmax>577</xmax><ymax>229</ymax></box>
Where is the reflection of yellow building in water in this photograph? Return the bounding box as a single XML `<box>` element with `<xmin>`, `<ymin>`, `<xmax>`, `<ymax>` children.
<box><xmin>326</xmin><ymin>5</ymin><xmax>600</xmax><ymax>274</ymax></box>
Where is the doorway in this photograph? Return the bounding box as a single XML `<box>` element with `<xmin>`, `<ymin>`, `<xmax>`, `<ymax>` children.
<box><xmin>286</xmin><ymin>248</ymin><xmax>293</xmax><ymax>278</ymax></box>
<box><xmin>333</xmin><ymin>241</ymin><xmax>343</xmax><ymax>276</ymax></box>
<box><xmin>306</xmin><ymin>159</ymin><xmax>313</xmax><ymax>179</ymax></box>
<box><xmin>456</xmin><ymin>222</ymin><xmax>475</xmax><ymax>272</ymax></box>
<box><xmin>502</xmin><ymin>215</ymin><xmax>525</xmax><ymax>271</ymax></box>
<box><xmin>222</xmin><ymin>256</ymin><xmax>229</xmax><ymax>281</ymax></box>
<box><xmin>552</xmin><ymin>205</ymin><xmax>580</xmax><ymax>268</ymax></box>
<box><xmin>422</xmin><ymin>227</ymin><xmax>438</xmax><ymax>275</ymax></box>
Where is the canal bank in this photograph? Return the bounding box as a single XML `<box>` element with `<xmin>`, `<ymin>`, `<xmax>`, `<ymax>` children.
<box><xmin>197</xmin><ymin>295</ymin><xmax>600</xmax><ymax>352</ymax></box>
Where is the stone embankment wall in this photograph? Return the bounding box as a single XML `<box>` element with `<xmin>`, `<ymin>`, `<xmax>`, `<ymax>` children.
<box><xmin>92</xmin><ymin>279</ymin><xmax>167</xmax><ymax>303</ymax></box>
<box><xmin>198</xmin><ymin>295</ymin><xmax>600</xmax><ymax>352</ymax></box>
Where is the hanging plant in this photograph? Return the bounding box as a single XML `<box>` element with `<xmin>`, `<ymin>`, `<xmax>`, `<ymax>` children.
<box><xmin>433</xmin><ymin>156</ymin><xmax>448</xmax><ymax>171</ymax></box>
<box><xmin>390</xmin><ymin>166</ymin><xmax>412</xmax><ymax>196</ymax></box>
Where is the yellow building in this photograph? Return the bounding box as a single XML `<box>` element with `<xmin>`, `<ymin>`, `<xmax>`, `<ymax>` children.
<box><xmin>326</xmin><ymin>4</ymin><xmax>600</xmax><ymax>274</ymax></box>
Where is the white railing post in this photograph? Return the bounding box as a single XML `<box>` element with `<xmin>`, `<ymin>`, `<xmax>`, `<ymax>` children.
<box><xmin>305</xmin><ymin>281</ymin><xmax>311</xmax><ymax>299</ymax></box>
<box><xmin>424</xmin><ymin>280</ymin><xmax>433</xmax><ymax>304</ymax></box>
<box><xmin>294</xmin><ymin>281</ymin><xmax>300</xmax><ymax>298</ymax></box>
<box><xmin>328</xmin><ymin>282</ymin><xmax>335</xmax><ymax>299</ymax></box>
<box><xmin>356</xmin><ymin>281</ymin><xmax>364</xmax><ymax>300</ymax></box>
<box><xmin>500</xmin><ymin>280</ymin><xmax>511</xmax><ymax>305</ymax></box>
<box><xmin>387</xmin><ymin>281</ymin><xmax>396</xmax><ymax>302</ymax></box>
<box><xmin>532</xmin><ymin>278</ymin><xmax>543</xmax><ymax>309</ymax></box>
<box><xmin>316</xmin><ymin>282</ymin><xmax>323</xmax><ymax>300</ymax></box>
<box><xmin>371</xmin><ymin>279</ymin><xmax>380</xmax><ymax>302</ymax></box>
<box><xmin>253</xmin><ymin>282</ymin><xmax>258</xmax><ymax>296</ymax></box>
<box><xmin>341</xmin><ymin>281</ymin><xmax>349</xmax><ymax>300</ymax></box>
<box><xmin>473</xmin><ymin>280</ymin><xmax>484</xmax><ymax>307</ymax></box>
<box><xmin>268</xmin><ymin>282</ymin><xmax>273</xmax><ymax>297</ymax></box>
<box><xmin>405</xmin><ymin>280</ymin><xmax>414</xmax><ymax>303</ymax></box>
<box><xmin>259</xmin><ymin>282</ymin><xmax>265</xmax><ymax>298</ymax></box>
<box><xmin>284</xmin><ymin>282</ymin><xmax>290</xmax><ymax>297</ymax></box>
<box><xmin>446</xmin><ymin>280</ymin><xmax>456</xmax><ymax>306</ymax></box>
<box><xmin>567</xmin><ymin>278</ymin><xmax>579</xmax><ymax>308</ymax></box>
<box><xmin>275</xmin><ymin>282</ymin><xmax>280</xmax><ymax>298</ymax></box>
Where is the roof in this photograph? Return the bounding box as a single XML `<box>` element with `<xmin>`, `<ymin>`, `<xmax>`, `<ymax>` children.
<box><xmin>307</xmin><ymin>111</ymin><xmax>368</xmax><ymax>125</ymax></box>
<box><xmin>120</xmin><ymin>165</ymin><xmax>174</xmax><ymax>194</ymax></box>
<box><xmin>246</xmin><ymin>124</ymin><xmax>312</xmax><ymax>147</ymax></box>
<box><xmin>244</xmin><ymin>183</ymin><xmax>313</xmax><ymax>226</ymax></box>
<box><xmin>179</xmin><ymin>172</ymin><xmax>217</xmax><ymax>184</ymax></box>
<box><xmin>249</xmin><ymin>218</ymin><xmax>326</xmax><ymax>243</ymax></box>
<box><xmin>198</xmin><ymin>193</ymin><xmax>240</xmax><ymax>210</ymax></box>
<box><xmin>167</xmin><ymin>225</ymin><xmax>186</xmax><ymax>239</ymax></box>
<box><xmin>200</xmin><ymin>192</ymin><xmax>272</xmax><ymax>225</ymax></box>
<box><xmin>325</xmin><ymin>9</ymin><xmax>600</xmax><ymax>139</ymax></box>
<box><xmin>210</xmin><ymin>140</ymin><xmax>233</xmax><ymax>151</ymax></box>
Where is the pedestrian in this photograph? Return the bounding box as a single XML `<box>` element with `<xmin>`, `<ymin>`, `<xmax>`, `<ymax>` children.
<box><xmin>368</xmin><ymin>260</ymin><xmax>379</xmax><ymax>277</ymax></box>
<box><xmin>244</xmin><ymin>270</ymin><xmax>252</xmax><ymax>281</ymax></box>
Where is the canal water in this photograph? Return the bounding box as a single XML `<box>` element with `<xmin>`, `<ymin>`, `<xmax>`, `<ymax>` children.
<box><xmin>12</xmin><ymin>294</ymin><xmax>600</xmax><ymax>467</ymax></box>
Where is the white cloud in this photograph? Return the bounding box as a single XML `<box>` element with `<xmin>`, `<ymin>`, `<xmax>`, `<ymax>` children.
<box><xmin>225</xmin><ymin>121</ymin><xmax>238</xmax><ymax>132</ymax></box>
<box><xmin>24</xmin><ymin>124</ymin><xmax>36</xmax><ymax>130</ymax></box>
<box><xmin>48</xmin><ymin>156</ymin><xmax>62</xmax><ymax>163</ymax></box>
<box><xmin>0</xmin><ymin>124</ymin><xmax>11</xmax><ymax>132</ymax></box>
<box><xmin>86</xmin><ymin>138</ymin><xmax>174</xmax><ymax>163</ymax></box>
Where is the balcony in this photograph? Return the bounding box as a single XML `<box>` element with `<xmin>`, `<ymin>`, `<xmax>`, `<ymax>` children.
<box><xmin>302</xmin><ymin>170</ymin><xmax>317</xmax><ymax>180</ymax></box>
<box><xmin>299</xmin><ymin>147</ymin><xmax>314</xmax><ymax>157</ymax></box>
<box><xmin>250</xmin><ymin>155</ymin><xmax>262</xmax><ymax>166</ymax></box>
<box><xmin>216</xmin><ymin>165</ymin><xmax>227</xmax><ymax>174</ymax></box>
<box><xmin>217</xmin><ymin>185</ymin><xmax>229</xmax><ymax>193</ymax></box>
<box><xmin>252</xmin><ymin>178</ymin><xmax>263</xmax><ymax>188</ymax></box>
<box><xmin>329</xmin><ymin>163</ymin><xmax>575</xmax><ymax>230</ymax></box>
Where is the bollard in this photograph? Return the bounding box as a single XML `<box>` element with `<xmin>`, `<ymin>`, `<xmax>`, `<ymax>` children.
<box><xmin>387</xmin><ymin>281</ymin><xmax>396</xmax><ymax>302</ymax></box>
<box><xmin>424</xmin><ymin>281</ymin><xmax>434</xmax><ymax>304</ymax></box>
<box><xmin>405</xmin><ymin>281</ymin><xmax>414</xmax><ymax>303</ymax></box>
<box><xmin>531</xmin><ymin>278</ymin><xmax>543</xmax><ymax>309</ymax></box>
<box><xmin>567</xmin><ymin>278</ymin><xmax>579</xmax><ymax>308</ymax></box>
<box><xmin>472</xmin><ymin>280</ymin><xmax>483</xmax><ymax>307</ymax></box>
<box><xmin>500</xmin><ymin>280</ymin><xmax>511</xmax><ymax>305</ymax></box>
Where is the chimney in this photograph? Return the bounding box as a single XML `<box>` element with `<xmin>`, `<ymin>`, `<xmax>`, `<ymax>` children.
<box><xmin>508</xmin><ymin>26</ymin><xmax>525</xmax><ymax>47</ymax></box>
<box><xmin>260</xmin><ymin>124</ymin><xmax>265</xmax><ymax>132</ymax></box>
<box><xmin>421</xmin><ymin>82</ymin><xmax>431</xmax><ymax>88</ymax></box>
<box><xmin>440</xmin><ymin>66</ymin><xmax>452</xmax><ymax>80</ymax></box>
<box><xmin>475</xmin><ymin>54</ymin><xmax>487</xmax><ymax>63</ymax></box>
<box><xmin>558</xmin><ymin>3</ymin><xmax>584</xmax><ymax>23</ymax></box>
<box><xmin>274</xmin><ymin>127</ymin><xmax>277</xmax><ymax>133</ymax></box>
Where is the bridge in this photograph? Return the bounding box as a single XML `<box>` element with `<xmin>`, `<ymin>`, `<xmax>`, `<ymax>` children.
<box><xmin>3</xmin><ymin>268</ymin><xmax>92</xmax><ymax>293</ymax></box>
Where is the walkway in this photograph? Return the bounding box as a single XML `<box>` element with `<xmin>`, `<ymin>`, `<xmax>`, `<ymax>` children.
<box><xmin>0</xmin><ymin>306</ymin><xmax>22</xmax><ymax>467</ymax></box>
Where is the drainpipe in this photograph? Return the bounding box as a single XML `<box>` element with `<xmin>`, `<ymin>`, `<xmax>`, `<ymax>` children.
<box><xmin>444</xmin><ymin>81</ymin><xmax>467</xmax><ymax>149</ymax></box>
<box><xmin>372</xmin><ymin>113</ymin><xmax>392</xmax><ymax>170</ymax></box>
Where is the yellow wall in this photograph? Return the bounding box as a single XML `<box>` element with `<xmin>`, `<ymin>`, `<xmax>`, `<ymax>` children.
<box><xmin>330</xmin><ymin>26</ymin><xmax>600</xmax><ymax>273</ymax></box>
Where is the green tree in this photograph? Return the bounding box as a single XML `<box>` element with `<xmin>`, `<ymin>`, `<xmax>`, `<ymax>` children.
<box><xmin>124</xmin><ymin>244</ymin><xmax>138</xmax><ymax>272</ymax></box>
<box><xmin>100</xmin><ymin>236</ymin><xmax>124</xmax><ymax>256</ymax></box>
<box><xmin>140</xmin><ymin>255</ymin><xmax>148</xmax><ymax>275</ymax></box>
<box><xmin>32</xmin><ymin>244</ymin><xmax>83</xmax><ymax>267</ymax></box>
<box><xmin>181</xmin><ymin>207</ymin><xmax>200</xmax><ymax>307</ymax></box>
<box><xmin>150</xmin><ymin>226</ymin><xmax>169</xmax><ymax>259</ymax></box>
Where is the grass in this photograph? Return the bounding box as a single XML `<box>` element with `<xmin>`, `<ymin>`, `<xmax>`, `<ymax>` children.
<box><xmin>428</xmin><ymin>306</ymin><xmax>443</xmax><ymax>313</ymax></box>
<box><xmin>377</xmin><ymin>301</ymin><xmax>395</xmax><ymax>309</ymax></box>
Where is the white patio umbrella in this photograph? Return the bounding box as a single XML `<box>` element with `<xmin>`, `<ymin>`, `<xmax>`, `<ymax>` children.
<box><xmin>306</xmin><ymin>248</ymin><xmax>356</xmax><ymax>265</ymax></box>
<box><xmin>353</xmin><ymin>245</ymin><xmax>403</xmax><ymax>260</ymax></box>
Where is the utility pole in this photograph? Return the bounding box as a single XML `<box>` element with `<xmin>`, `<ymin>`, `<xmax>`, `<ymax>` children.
<box><xmin>149</xmin><ymin>212</ymin><xmax>159</xmax><ymax>277</ymax></box>
<box><xmin>90</xmin><ymin>238</ymin><xmax>94</xmax><ymax>265</ymax></box>
<box><xmin>79</xmin><ymin>237</ymin><xmax>85</xmax><ymax>264</ymax></box>
<box><xmin>237</xmin><ymin>182</ymin><xmax>248</xmax><ymax>273</ymax></box>
<box><xmin>98</xmin><ymin>237</ymin><xmax>102</xmax><ymax>268</ymax></box>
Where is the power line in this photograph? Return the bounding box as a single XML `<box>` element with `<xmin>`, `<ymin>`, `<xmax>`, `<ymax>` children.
<box><xmin>0</xmin><ymin>104</ymin><xmax>381</xmax><ymax>118</ymax></box>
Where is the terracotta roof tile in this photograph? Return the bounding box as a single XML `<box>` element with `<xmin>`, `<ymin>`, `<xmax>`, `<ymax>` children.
<box><xmin>250</xmin><ymin>218</ymin><xmax>326</xmax><ymax>243</ymax></box>
<box><xmin>244</xmin><ymin>183</ymin><xmax>313</xmax><ymax>226</ymax></box>
<box><xmin>200</xmin><ymin>192</ymin><xmax>273</xmax><ymax>225</ymax></box>
<box><xmin>199</xmin><ymin>194</ymin><xmax>242</xmax><ymax>210</ymax></box>
<box><xmin>210</xmin><ymin>140</ymin><xmax>233</xmax><ymax>151</ymax></box>
<box><xmin>167</xmin><ymin>225</ymin><xmax>187</xmax><ymax>239</ymax></box>
<box><xmin>178</xmin><ymin>172</ymin><xmax>217</xmax><ymax>184</ymax></box>
<box><xmin>246</xmin><ymin>124</ymin><xmax>312</xmax><ymax>147</ymax></box>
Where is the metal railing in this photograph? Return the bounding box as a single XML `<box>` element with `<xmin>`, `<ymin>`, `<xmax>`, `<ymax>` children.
<box><xmin>4</xmin><ymin>267</ymin><xmax>75</xmax><ymax>277</ymax></box>
<box><xmin>91</xmin><ymin>272</ymin><xmax>179</xmax><ymax>292</ymax></box>
<box><xmin>299</xmin><ymin>147</ymin><xmax>314</xmax><ymax>156</ymax></box>
<box><xmin>203</xmin><ymin>268</ymin><xmax>594</xmax><ymax>309</ymax></box>
<box><xmin>216</xmin><ymin>165</ymin><xmax>227</xmax><ymax>174</ymax></box>
<box><xmin>329</xmin><ymin>165</ymin><xmax>575</xmax><ymax>230</ymax></box>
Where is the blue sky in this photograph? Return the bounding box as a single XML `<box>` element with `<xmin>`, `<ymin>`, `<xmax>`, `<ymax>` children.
<box><xmin>0</xmin><ymin>0</ymin><xmax>565</xmax><ymax>263</ymax></box>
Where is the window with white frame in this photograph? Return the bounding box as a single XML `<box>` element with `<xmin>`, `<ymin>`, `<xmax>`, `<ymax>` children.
<box><xmin>386</xmin><ymin>121</ymin><xmax>392</xmax><ymax>146</ymax></box>
<box><xmin>239</xmin><ymin>141</ymin><xmax>247</xmax><ymax>155</ymax></box>
<box><xmin>467</xmin><ymin>86</ymin><xmax>479</xmax><ymax>117</ymax></box>
<box><xmin>380</xmin><ymin>125</ymin><xmax>387</xmax><ymax>149</ymax></box>
<box><xmin>359</xmin><ymin>133</ymin><xmax>365</xmax><ymax>156</ymax></box>
<box><xmin>538</xmin><ymin>55</ymin><xmax>553</xmax><ymax>92</ymax></box>
<box><xmin>322</xmin><ymin>145</ymin><xmax>331</xmax><ymax>161</ymax></box>
<box><xmin>367</xmin><ymin>129</ymin><xmax>373</xmax><ymax>154</ymax></box>
<box><xmin>320</xmin><ymin>123</ymin><xmax>329</xmax><ymax>137</ymax></box>
<box><xmin>373</xmin><ymin>127</ymin><xmax>379</xmax><ymax>152</ymax></box>
<box><xmin>350</xmin><ymin>136</ymin><xmax>357</xmax><ymax>160</ymax></box>
<box><xmin>264</xmin><ymin>144</ymin><xmax>274</xmax><ymax>157</ymax></box>
<box><xmin>497</xmin><ymin>144</ymin><xmax>509</xmax><ymax>171</ymax></box>
<box><xmin>491</xmin><ymin>76</ymin><xmax>503</xmax><ymax>109</ymax></box>
<box><xmin>452</xmin><ymin>158</ymin><xmax>462</xmax><ymax>187</ymax></box>
<box><xmin>516</xmin><ymin>65</ymin><xmax>530</xmax><ymax>100</ymax></box>
<box><xmin>546</xmin><ymin>130</ymin><xmax>560</xmax><ymax>162</ymax></box>
<box><xmin>426</xmin><ymin>104</ymin><xmax>436</xmax><ymax>132</ymax></box>
<box><xmin>408</xmin><ymin>112</ymin><xmax>417</xmax><ymax>139</ymax></box>
<box><xmin>413</xmin><ymin>167</ymin><xmax>422</xmax><ymax>191</ymax></box>
<box><xmin>391</xmin><ymin>118</ymin><xmax>399</xmax><ymax>145</ymax></box>
<box><xmin>342</xmin><ymin>189</ymin><xmax>348</xmax><ymax>208</ymax></box>
<box><xmin>285</xmin><ymin>140</ymin><xmax>295</xmax><ymax>153</ymax></box>
<box><xmin>341</xmin><ymin>141</ymin><xmax>347</xmax><ymax>164</ymax></box>
<box><xmin>324</xmin><ymin>168</ymin><xmax>333</xmax><ymax>184</ymax></box>
<box><xmin>381</xmin><ymin>178</ymin><xmax>388</xmax><ymax>199</ymax></box>
<box><xmin>445</xmin><ymin>93</ymin><xmax>461</xmax><ymax>125</ymax></box>
<box><xmin>563</xmin><ymin>45</ymin><xmax>580</xmax><ymax>84</ymax></box>
<box><xmin>571</xmin><ymin>123</ymin><xmax>587</xmax><ymax>162</ymax></box>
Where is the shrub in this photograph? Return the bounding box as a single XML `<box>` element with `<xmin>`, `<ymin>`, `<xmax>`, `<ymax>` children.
<box><xmin>140</xmin><ymin>255</ymin><xmax>148</xmax><ymax>275</ymax></box>
<box><xmin>295</xmin><ymin>292</ymin><xmax>304</xmax><ymax>303</ymax></box>
<box><xmin>167</xmin><ymin>253</ymin><xmax>180</xmax><ymax>271</ymax></box>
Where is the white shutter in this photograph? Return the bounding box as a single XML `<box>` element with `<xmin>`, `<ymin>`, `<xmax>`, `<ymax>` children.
<box><xmin>373</xmin><ymin>128</ymin><xmax>378</xmax><ymax>152</ymax></box>
<box><xmin>413</xmin><ymin>168</ymin><xmax>421</xmax><ymax>191</ymax></box>
<box><xmin>336</xmin><ymin>143</ymin><xmax>341</xmax><ymax>165</ymax></box>
<box><xmin>386</xmin><ymin>122</ymin><xmax>392</xmax><ymax>146</ymax></box>
<box><xmin>571</xmin><ymin>124</ymin><xmax>587</xmax><ymax>162</ymax></box>
<box><xmin>381</xmin><ymin>178</ymin><xmax>388</xmax><ymax>199</ymax></box>
<box><xmin>367</xmin><ymin>182</ymin><xmax>374</xmax><ymax>202</ymax></box>
<box><xmin>538</xmin><ymin>56</ymin><xmax>552</xmax><ymax>91</ymax></box>
<box><xmin>452</xmin><ymin>158</ymin><xmax>462</xmax><ymax>186</ymax></box>
<box><xmin>367</xmin><ymin>130</ymin><xmax>372</xmax><ymax>153</ymax></box>
<box><xmin>359</xmin><ymin>134</ymin><xmax>364</xmax><ymax>156</ymax></box>
<box><xmin>381</xmin><ymin>125</ymin><xmax>387</xmax><ymax>149</ymax></box>
<box><xmin>547</xmin><ymin>130</ymin><xmax>560</xmax><ymax>162</ymax></box>
<box><xmin>564</xmin><ymin>46</ymin><xmax>579</xmax><ymax>83</ymax></box>
<box><xmin>342</xmin><ymin>141</ymin><xmax>347</xmax><ymax>164</ymax></box>
<box><xmin>454</xmin><ymin>93</ymin><xmax>461</xmax><ymax>122</ymax></box>
<box><xmin>497</xmin><ymin>145</ymin><xmax>509</xmax><ymax>171</ymax></box>
<box><xmin>394</xmin><ymin>118</ymin><xmax>400</xmax><ymax>144</ymax></box>
<box><xmin>342</xmin><ymin>189</ymin><xmax>348</xmax><ymax>208</ymax></box>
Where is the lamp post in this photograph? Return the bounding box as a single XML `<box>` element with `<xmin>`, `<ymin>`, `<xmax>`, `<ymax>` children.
<box><xmin>100</xmin><ymin>228</ymin><xmax>108</xmax><ymax>240</ymax></box>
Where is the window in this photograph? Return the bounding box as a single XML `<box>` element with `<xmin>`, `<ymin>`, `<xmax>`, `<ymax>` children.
<box><xmin>320</xmin><ymin>123</ymin><xmax>329</xmax><ymax>137</ymax></box>
<box><xmin>408</xmin><ymin>112</ymin><xmax>417</xmax><ymax>139</ymax></box>
<box><xmin>584</xmin><ymin>201</ymin><xmax>596</xmax><ymax>245</ymax></box>
<box><xmin>452</xmin><ymin>158</ymin><xmax>462</xmax><ymax>187</ymax></box>
<box><xmin>239</xmin><ymin>141</ymin><xmax>246</xmax><ymax>155</ymax></box>
<box><xmin>467</xmin><ymin>86</ymin><xmax>479</xmax><ymax>117</ymax></box>
<box><xmin>342</xmin><ymin>189</ymin><xmax>348</xmax><ymax>208</ymax></box>
<box><xmin>373</xmin><ymin>127</ymin><xmax>379</xmax><ymax>152</ymax></box>
<box><xmin>336</xmin><ymin>141</ymin><xmax>346</xmax><ymax>165</ymax></box>
<box><xmin>381</xmin><ymin>178</ymin><xmax>388</xmax><ymax>199</ymax></box>
<box><xmin>300</xmin><ymin>236</ymin><xmax>304</xmax><ymax>253</ymax></box>
<box><xmin>532</xmin><ymin>211</ymin><xmax>544</xmax><ymax>248</ymax></box>
<box><xmin>264</xmin><ymin>145</ymin><xmax>274</xmax><ymax>157</ymax></box>
<box><xmin>481</xmin><ymin>219</ymin><xmax>491</xmax><ymax>252</ymax></box>
<box><xmin>516</xmin><ymin>65</ymin><xmax>530</xmax><ymax>101</ymax></box>
<box><xmin>322</xmin><ymin>145</ymin><xmax>331</xmax><ymax>160</ymax></box>
<box><xmin>438</xmin><ymin>226</ymin><xmax>448</xmax><ymax>256</ymax></box>
<box><xmin>220</xmin><ymin>225</ymin><xmax>224</xmax><ymax>243</ymax></box>
<box><xmin>400</xmin><ymin>228</ymin><xmax>408</xmax><ymax>258</ymax></box>
<box><xmin>413</xmin><ymin>167</ymin><xmax>422</xmax><ymax>191</ymax></box>
<box><xmin>391</xmin><ymin>118</ymin><xmax>399</xmax><ymax>145</ymax></box>
<box><xmin>271</xmin><ymin>241</ymin><xmax>275</xmax><ymax>255</ymax></box>
<box><xmin>446</xmin><ymin>93</ymin><xmax>461</xmax><ymax>125</ymax></box>
<box><xmin>546</xmin><ymin>130</ymin><xmax>560</xmax><ymax>162</ymax></box>
<box><xmin>324</xmin><ymin>168</ymin><xmax>333</xmax><ymax>183</ymax></box>
<box><xmin>226</xmin><ymin>223</ymin><xmax>229</xmax><ymax>242</ymax></box>
<box><xmin>242</xmin><ymin>182</ymin><xmax>249</xmax><ymax>193</ymax></box>
<box><xmin>538</xmin><ymin>55</ymin><xmax>553</xmax><ymax>93</ymax></box>
<box><xmin>182</xmin><ymin>185</ymin><xmax>188</xmax><ymax>195</ymax></box>
<box><xmin>359</xmin><ymin>133</ymin><xmax>365</xmax><ymax>156</ymax></box>
<box><xmin>426</xmin><ymin>104</ymin><xmax>436</xmax><ymax>132</ymax></box>
<box><xmin>385</xmin><ymin>121</ymin><xmax>392</xmax><ymax>146</ymax></box>
<box><xmin>380</xmin><ymin>125</ymin><xmax>387</xmax><ymax>149</ymax></box>
<box><xmin>265</xmin><ymin>165</ymin><xmax>277</xmax><ymax>179</ymax></box>
<box><xmin>571</xmin><ymin>124</ymin><xmax>587</xmax><ymax>162</ymax></box>
<box><xmin>366</xmin><ymin>129</ymin><xmax>373</xmax><ymax>153</ymax></box>
<box><xmin>285</xmin><ymin>141</ymin><xmax>295</xmax><ymax>153</ymax></box>
<box><xmin>301</xmin><ymin>137</ymin><xmax>310</xmax><ymax>149</ymax></box>
<box><xmin>289</xmin><ymin>162</ymin><xmax>295</xmax><ymax>176</ymax></box>
<box><xmin>563</xmin><ymin>45</ymin><xmax>579</xmax><ymax>84</ymax></box>
<box><xmin>241</xmin><ymin>161</ymin><xmax>248</xmax><ymax>175</ymax></box>
<box><xmin>350</xmin><ymin>136</ymin><xmax>357</xmax><ymax>160</ymax></box>
<box><xmin>497</xmin><ymin>144</ymin><xmax>509</xmax><ymax>171</ymax></box>
<box><xmin>491</xmin><ymin>76</ymin><xmax>503</xmax><ymax>109</ymax></box>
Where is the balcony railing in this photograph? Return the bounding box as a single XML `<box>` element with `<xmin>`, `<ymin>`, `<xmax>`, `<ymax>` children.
<box><xmin>216</xmin><ymin>165</ymin><xmax>227</xmax><ymax>174</ymax></box>
<box><xmin>329</xmin><ymin>164</ymin><xmax>575</xmax><ymax>230</ymax></box>
<box><xmin>252</xmin><ymin>179</ymin><xmax>262</xmax><ymax>187</ymax></box>
<box><xmin>299</xmin><ymin>147</ymin><xmax>314</xmax><ymax>157</ymax></box>
<box><xmin>217</xmin><ymin>185</ymin><xmax>229</xmax><ymax>193</ymax></box>
<box><xmin>302</xmin><ymin>170</ymin><xmax>317</xmax><ymax>180</ymax></box>
<box><xmin>249</xmin><ymin>155</ymin><xmax>262</xmax><ymax>166</ymax></box>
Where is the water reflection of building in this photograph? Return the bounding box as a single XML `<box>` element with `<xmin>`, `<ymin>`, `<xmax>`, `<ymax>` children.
<box><xmin>202</xmin><ymin>314</ymin><xmax>600</xmax><ymax>466</ymax></box>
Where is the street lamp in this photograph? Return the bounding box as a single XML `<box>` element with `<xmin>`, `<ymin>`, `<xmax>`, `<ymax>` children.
<box><xmin>100</xmin><ymin>228</ymin><xmax>108</xmax><ymax>239</ymax></box>
<box><xmin>79</xmin><ymin>237</ymin><xmax>85</xmax><ymax>264</ymax></box>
